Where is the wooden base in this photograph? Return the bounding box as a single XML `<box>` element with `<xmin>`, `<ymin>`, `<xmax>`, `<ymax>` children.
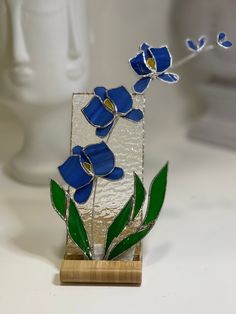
<box><xmin>60</xmin><ymin>243</ymin><xmax>142</xmax><ymax>285</ymax></box>
<box><xmin>60</xmin><ymin>260</ymin><xmax>142</xmax><ymax>285</ymax></box>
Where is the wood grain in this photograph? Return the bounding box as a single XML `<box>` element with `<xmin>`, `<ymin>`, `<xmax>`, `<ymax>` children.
<box><xmin>60</xmin><ymin>259</ymin><xmax>142</xmax><ymax>285</ymax></box>
<box><xmin>60</xmin><ymin>242</ymin><xmax>142</xmax><ymax>285</ymax></box>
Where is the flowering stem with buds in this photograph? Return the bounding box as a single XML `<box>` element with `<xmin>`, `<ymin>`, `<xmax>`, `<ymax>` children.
<box><xmin>171</xmin><ymin>44</ymin><xmax>216</xmax><ymax>70</ymax></box>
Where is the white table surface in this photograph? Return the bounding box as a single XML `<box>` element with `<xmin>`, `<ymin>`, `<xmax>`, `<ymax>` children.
<box><xmin>1</xmin><ymin>126</ymin><xmax>236</xmax><ymax>314</ymax></box>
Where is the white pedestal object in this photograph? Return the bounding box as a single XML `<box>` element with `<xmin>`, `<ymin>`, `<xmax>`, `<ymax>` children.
<box><xmin>0</xmin><ymin>0</ymin><xmax>90</xmax><ymax>184</ymax></box>
<box><xmin>189</xmin><ymin>83</ymin><xmax>236</xmax><ymax>149</ymax></box>
<box><xmin>171</xmin><ymin>0</ymin><xmax>236</xmax><ymax>149</ymax></box>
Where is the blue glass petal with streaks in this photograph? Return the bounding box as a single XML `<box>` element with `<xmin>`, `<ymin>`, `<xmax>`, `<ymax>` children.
<box><xmin>84</xmin><ymin>142</ymin><xmax>115</xmax><ymax>176</ymax></box>
<box><xmin>150</xmin><ymin>46</ymin><xmax>171</xmax><ymax>72</ymax></box>
<box><xmin>96</xmin><ymin>122</ymin><xmax>114</xmax><ymax>138</ymax></box>
<box><xmin>74</xmin><ymin>181</ymin><xmax>94</xmax><ymax>204</ymax></box>
<box><xmin>82</xmin><ymin>96</ymin><xmax>114</xmax><ymax>128</ymax></box>
<box><xmin>125</xmin><ymin>109</ymin><xmax>143</xmax><ymax>122</ymax></box>
<box><xmin>221</xmin><ymin>41</ymin><xmax>233</xmax><ymax>48</ymax></box>
<box><xmin>72</xmin><ymin>146</ymin><xmax>83</xmax><ymax>155</ymax></box>
<box><xmin>129</xmin><ymin>52</ymin><xmax>152</xmax><ymax>75</ymax></box>
<box><xmin>107</xmin><ymin>86</ymin><xmax>133</xmax><ymax>115</ymax></box>
<box><xmin>103</xmin><ymin>167</ymin><xmax>124</xmax><ymax>180</ymax></box>
<box><xmin>58</xmin><ymin>156</ymin><xmax>93</xmax><ymax>189</ymax></box>
<box><xmin>218</xmin><ymin>32</ymin><xmax>226</xmax><ymax>42</ymax></box>
<box><xmin>94</xmin><ymin>86</ymin><xmax>107</xmax><ymax>101</ymax></box>
<box><xmin>133</xmin><ymin>77</ymin><xmax>152</xmax><ymax>94</ymax></box>
<box><xmin>199</xmin><ymin>36</ymin><xmax>206</xmax><ymax>49</ymax></box>
<box><xmin>140</xmin><ymin>42</ymin><xmax>150</xmax><ymax>51</ymax></box>
<box><xmin>80</xmin><ymin>151</ymin><xmax>92</xmax><ymax>169</ymax></box>
<box><xmin>158</xmin><ymin>72</ymin><xmax>179</xmax><ymax>83</ymax></box>
<box><xmin>186</xmin><ymin>39</ymin><xmax>198</xmax><ymax>51</ymax></box>
<box><xmin>141</xmin><ymin>45</ymin><xmax>153</xmax><ymax>63</ymax></box>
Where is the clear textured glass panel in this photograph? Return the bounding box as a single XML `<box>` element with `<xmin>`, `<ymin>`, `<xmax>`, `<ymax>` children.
<box><xmin>69</xmin><ymin>93</ymin><xmax>145</xmax><ymax>250</ymax></box>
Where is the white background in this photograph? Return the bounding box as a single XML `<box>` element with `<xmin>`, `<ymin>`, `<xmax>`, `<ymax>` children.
<box><xmin>1</xmin><ymin>1</ymin><xmax>236</xmax><ymax>313</ymax></box>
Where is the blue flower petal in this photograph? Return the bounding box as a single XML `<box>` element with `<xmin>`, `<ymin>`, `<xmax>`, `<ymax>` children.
<box><xmin>218</xmin><ymin>32</ymin><xmax>226</xmax><ymax>42</ymax></box>
<box><xmin>107</xmin><ymin>86</ymin><xmax>133</xmax><ymax>115</ymax></box>
<box><xmin>140</xmin><ymin>45</ymin><xmax>153</xmax><ymax>65</ymax></box>
<box><xmin>124</xmin><ymin>109</ymin><xmax>143</xmax><ymax>122</ymax></box>
<box><xmin>158</xmin><ymin>72</ymin><xmax>179</xmax><ymax>83</ymax></box>
<box><xmin>150</xmin><ymin>46</ymin><xmax>171</xmax><ymax>72</ymax></box>
<box><xmin>103</xmin><ymin>167</ymin><xmax>124</xmax><ymax>180</ymax></box>
<box><xmin>140</xmin><ymin>42</ymin><xmax>150</xmax><ymax>51</ymax></box>
<box><xmin>80</xmin><ymin>151</ymin><xmax>92</xmax><ymax>167</ymax></box>
<box><xmin>84</xmin><ymin>142</ymin><xmax>115</xmax><ymax>176</ymax></box>
<box><xmin>199</xmin><ymin>36</ymin><xmax>206</xmax><ymax>49</ymax></box>
<box><xmin>96</xmin><ymin>122</ymin><xmax>114</xmax><ymax>138</ymax></box>
<box><xmin>82</xmin><ymin>96</ymin><xmax>114</xmax><ymax>128</ymax></box>
<box><xmin>72</xmin><ymin>145</ymin><xmax>83</xmax><ymax>155</ymax></box>
<box><xmin>221</xmin><ymin>41</ymin><xmax>233</xmax><ymax>48</ymax></box>
<box><xmin>186</xmin><ymin>39</ymin><xmax>198</xmax><ymax>52</ymax></box>
<box><xmin>144</xmin><ymin>49</ymin><xmax>154</xmax><ymax>67</ymax></box>
<box><xmin>133</xmin><ymin>77</ymin><xmax>152</xmax><ymax>94</ymax></box>
<box><xmin>139</xmin><ymin>44</ymin><xmax>154</xmax><ymax>67</ymax></box>
<box><xmin>94</xmin><ymin>86</ymin><xmax>107</xmax><ymax>101</ymax></box>
<box><xmin>58</xmin><ymin>156</ymin><xmax>93</xmax><ymax>189</ymax></box>
<box><xmin>129</xmin><ymin>51</ymin><xmax>152</xmax><ymax>75</ymax></box>
<box><xmin>74</xmin><ymin>181</ymin><xmax>94</xmax><ymax>204</ymax></box>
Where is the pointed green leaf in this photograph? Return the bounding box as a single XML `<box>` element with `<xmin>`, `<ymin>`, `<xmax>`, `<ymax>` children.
<box><xmin>107</xmin><ymin>224</ymin><xmax>153</xmax><ymax>260</ymax></box>
<box><xmin>132</xmin><ymin>173</ymin><xmax>146</xmax><ymax>220</ymax></box>
<box><xmin>68</xmin><ymin>199</ymin><xmax>92</xmax><ymax>260</ymax></box>
<box><xmin>143</xmin><ymin>163</ymin><xmax>168</xmax><ymax>226</ymax></box>
<box><xmin>104</xmin><ymin>197</ymin><xmax>133</xmax><ymax>256</ymax></box>
<box><xmin>50</xmin><ymin>179</ymin><xmax>67</xmax><ymax>220</ymax></box>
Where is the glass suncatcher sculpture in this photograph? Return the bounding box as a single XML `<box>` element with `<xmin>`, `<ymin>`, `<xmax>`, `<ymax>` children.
<box><xmin>50</xmin><ymin>33</ymin><xmax>232</xmax><ymax>285</ymax></box>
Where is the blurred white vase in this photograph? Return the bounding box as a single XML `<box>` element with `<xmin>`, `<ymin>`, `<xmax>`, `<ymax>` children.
<box><xmin>0</xmin><ymin>0</ymin><xmax>89</xmax><ymax>184</ymax></box>
<box><xmin>191</xmin><ymin>83</ymin><xmax>236</xmax><ymax>149</ymax></box>
<box><xmin>172</xmin><ymin>0</ymin><xmax>236</xmax><ymax>149</ymax></box>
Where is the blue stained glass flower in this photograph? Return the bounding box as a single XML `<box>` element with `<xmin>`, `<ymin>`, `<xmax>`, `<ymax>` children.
<box><xmin>58</xmin><ymin>142</ymin><xmax>124</xmax><ymax>204</ymax></box>
<box><xmin>217</xmin><ymin>32</ymin><xmax>233</xmax><ymax>49</ymax></box>
<box><xmin>186</xmin><ymin>35</ymin><xmax>207</xmax><ymax>52</ymax></box>
<box><xmin>129</xmin><ymin>43</ymin><xmax>179</xmax><ymax>94</ymax></box>
<box><xmin>82</xmin><ymin>86</ymin><xmax>143</xmax><ymax>138</ymax></box>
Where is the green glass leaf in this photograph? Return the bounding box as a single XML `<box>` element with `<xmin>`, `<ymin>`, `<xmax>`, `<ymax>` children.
<box><xmin>107</xmin><ymin>224</ymin><xmax>153</xmax><ymax>260</ymax></box>
<box><xmin>50</xmin><ymin>179</ymin><xmax>67</xmax><ymax>220</ymax></box>
<box><xmin>104</xmin><ymin>197</ymin><xmax>133</xmax><ymax>257</ymax></box>
<box><xmin>132</xmin><ymin>173</ymin><xmax>146</xmax><ymax>220</ymax></box>
<box><xmin>68</xmin><ymin>199</ymin><xmax>92</xmax><ymax>260</ymax></box>
<box><xmin>143</xmin><ymin>163</ymin><xmax>168</xmax><ymax>226</ymax></box>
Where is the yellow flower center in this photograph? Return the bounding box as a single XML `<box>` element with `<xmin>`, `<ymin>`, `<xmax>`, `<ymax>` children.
<box><xmin>83</xmin><ymin>162</ymin><xmax>92</xmax><ymax>174</ymax></box>
<box><xmin>147</xmin><ymin>57</ymin><xmax>156</xmax><ymax>70</ymax></box>
<box><xmin>104</xmin><ymin>98</ymin><xmax>115</xmax><ymax>112</ymax></box>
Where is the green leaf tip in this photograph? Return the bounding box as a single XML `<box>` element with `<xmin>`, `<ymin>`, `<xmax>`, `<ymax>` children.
<box><xmin>104</xmin><ymin>197</ymin><xmax>133</xmax><ymax>257</ymax></box>
<box><xmin>132</xmin><ymin>173</ymin><xmax>146</xmax><ymax>220</ymax></box>
<box><xmin>50</xmin><ymin>179</ymin><xmax>67</xmax><ymax>220</ymax></box>
<box><xmin>68</xmin><ymin>199</ymin><xmax>92</xmax><ymax>260</ymax></box>
<box><xmin>143</xmin><ymin>162</ymin><xmax>168</xmax><ymax>226</ymax></box>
